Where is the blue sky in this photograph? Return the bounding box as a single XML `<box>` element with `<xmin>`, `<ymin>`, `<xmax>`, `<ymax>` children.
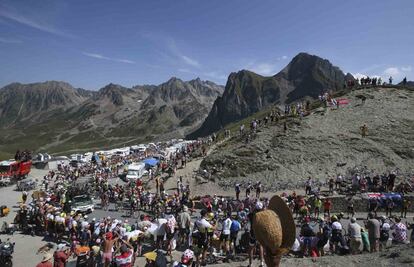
<box><xmin>0</xmin><ymin>0</ymin><xmax>413</xmax><ymax>90</ymax></box>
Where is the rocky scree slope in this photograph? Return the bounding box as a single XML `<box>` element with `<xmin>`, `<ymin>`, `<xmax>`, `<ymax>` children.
<box><xmin>201</xmin><ymin>87</ymin><xmax>414</xmax><ymax>191</ymax></box>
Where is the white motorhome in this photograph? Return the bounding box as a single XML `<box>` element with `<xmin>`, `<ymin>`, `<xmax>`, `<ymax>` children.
<box><xmin>83</xmin><ymin>152</ymin><xmax>93</xmax><ymax>162</ymax></box>
<box><xmin>131</xmin><ymin>145</ymin><xmax>147</xmax><ymax>153</ymax></box>
<box><xmin>70</xmin><ymin>154</ymin><xmax>88</xmax><ymax>163</ymax></box>
<box><xmin>126</xmin><ymin>163</ymin><xmax>147</xmax><ymax>180</ymax></box>
<box><xmin>114</xmin><ymin>147</ymin><xmax>130</xmax><ymax>157</ymax></box>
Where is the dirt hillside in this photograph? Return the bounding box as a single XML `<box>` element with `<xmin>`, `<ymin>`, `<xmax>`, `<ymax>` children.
<box><xmin>201</xmin><ymin>87</ymin><xmax>414</xmax><ymax>191</ymax></box>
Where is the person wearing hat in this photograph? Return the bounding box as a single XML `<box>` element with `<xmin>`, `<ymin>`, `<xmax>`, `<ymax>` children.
<box><xmin>143</xmin><ymin>251</ymin><xmax>158</xmax><ymax>267</ymax></box>
<box><xmin>330</xmin><ymin>215</ymin><xmax>345</xmax><ymax>252</ymax></box>
<box><xmin>379</xmin><ymin>218</ymin><xmax>391</xmax><ymax>250</ymax></box>
<box><xmin>36</xmin><ymin>253</ymin><xmax>53</xmax><ymax>267</ymax></box>
<box><xmin>173</xmin><ymin>249</ymin><xmax>194</xmax><ymax>267</ymax></box>
<box><xmin>247</xmin><ymin>202</ymin><xmax>265</xmax><ymax>267</ymax></box>
<box><xmin>251</xmin><ymin>195</ymin><xmax>296</xmax><ymax>267</ymax></box>
<box><xmin>103</xmin><ymin>232</ymin><xmax>119</xmax><ymax>267</ymax></box>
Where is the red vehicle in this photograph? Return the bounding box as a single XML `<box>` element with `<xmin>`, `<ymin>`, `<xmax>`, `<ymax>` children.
<box><xmin>0</xmin><ymin>160</ymin><xmax>32</xmax><ymax>180</ymax></box>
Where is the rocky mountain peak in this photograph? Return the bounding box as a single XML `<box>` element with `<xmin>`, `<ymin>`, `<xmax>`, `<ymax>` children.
<box><xmin>189</xmin><ymin>53</ymin><xmax>347</xmax><ymax>138</ymax></box>
<box><xmin>96</xmin><ymin>83</ymin><xmax>131</xmax><ymax>106</ymax></box>
<box><xmin>0</xmin><ymin>81</ymin><xmax>87</xmax><ymax>126</ymax></box>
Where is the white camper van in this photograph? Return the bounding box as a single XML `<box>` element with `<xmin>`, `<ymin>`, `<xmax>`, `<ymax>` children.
<box><xmin>126</xmin><ymin>163</ymin><xmax>147</xmax><ymax>181</ymax></box>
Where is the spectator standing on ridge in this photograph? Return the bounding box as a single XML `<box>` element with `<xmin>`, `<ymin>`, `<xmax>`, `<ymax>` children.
<box><xmin>246</xmin><ymin>181</ymin><xmax>252</xmax><ymax>198</ymax></box>
<box><xmin>360</xmin><ymin>124</ymin><xmax>368</xmax><ymax>138</ymax></box>
<box><xmin>401</xmin><ymin>197</ymin><xmax>411</xmax><ymax>218</ymax></box>
<box><xmin>255</xmin><ymin>181</ymin><xmax>262</xmax><ymax>198</ymax></box>
<box><xmin>235</xmin><ymin>183</ymin><xmax>241</xmax><ymax>200</ymax></box>
<box><xmin>305</xmin><ymin>177</ymin><xmax>312</xmax><ymax>195</ymax></box>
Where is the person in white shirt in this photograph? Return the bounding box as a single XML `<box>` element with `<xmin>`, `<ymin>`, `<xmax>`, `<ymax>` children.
<box><xmin>220</xmin><ymin>213</ymin><xmax>233</xmax><ymax>257</ymax></box>
<box><xmin>195</xmin><ymin>210</ymin><xmax>213</xmax><ymax>266</ymax></box>
<box><xmin>335</xmin><ymin>174</ymin><xmax>343</xmax><ymax>190</ymax></box>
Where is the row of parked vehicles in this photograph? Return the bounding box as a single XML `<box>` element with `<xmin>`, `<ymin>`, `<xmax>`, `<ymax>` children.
<box><xmin>0</xmin><ymin>160</ymin><xmax>32</xmax><ymax>187</ymax></box>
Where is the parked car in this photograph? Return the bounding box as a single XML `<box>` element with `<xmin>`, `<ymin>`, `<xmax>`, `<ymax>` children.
<box><xmin>16</xmin><ymin>179</ymin><xmax>36</xmax><ymax>191</ymax></box>
<box><xmin>71</xmin><ymin>195</ymin><xmax>94</xmax><ymax>214</ymax></box>
<box><xmin>0</xmin><ymin>177</ymin><xmax>10</xmax><ymax>187</ymax></box>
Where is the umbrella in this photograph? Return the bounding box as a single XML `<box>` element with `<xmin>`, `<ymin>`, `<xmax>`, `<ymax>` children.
<box><xmin>143</xmin><ymin>158</ymin><xmax>158</xmax><ymax>167</ymax></box>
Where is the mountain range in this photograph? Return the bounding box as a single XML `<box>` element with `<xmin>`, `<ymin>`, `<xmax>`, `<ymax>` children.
<box><xmin>0</xmin><ymin>52</ymin><xmax>354</xmax><ymax>158</ymax></box>
<box><xmin>188</xmin><ymin>53</ymin><xmax>349</xmax><ymax>138</ymax></box>
<box><xmin>0</xmin><ymin>78</ymin><xmax>223</xmax><ymax>157</ymax></box>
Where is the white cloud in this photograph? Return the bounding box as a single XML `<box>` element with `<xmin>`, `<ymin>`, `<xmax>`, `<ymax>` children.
<box><xmin>83</xmin><ymin>52</ymin><xmax>105</xmax><ymax>59</ymax></box>
<box><xmin>384</xmin><ymin>67</ymin><xmax>400</xmax><ymax>77</ymax></box>
<box><xmin>0</xmin><ymin>7</ymin><xmax>74</xmax><ymax>38</ymax></box>
<box><xmin>181</xmin><ymin>55</ymin><xmax>200</xmax><ymax>68</ymax></box>
<box><xmin>0</xmin><ymin>37</ymin><xmax>22</xmax><ymax>44</ymax></box>
<box><xmin>401</xmin><ymin>66</ymin><xmax>412</xmax><ymax>72</ymax></box>
<box><xmin>245</xmin><ymin>56</ymin><xmax>288</xmax><ymax>76</ymax></box>
<box><xmin>142</xmin><ymin>33</ymin><xmax>202</xmax><ymax>71</ymax></box>
<box><xmin>82</xmin><ymin>52</ymin><xmax>135</xmax><ymax>64</ymax></box>
<box><xmin>166</xmin><ymin>38</ymin><xmax>201</xmax><ymax>68</ymax></box>
<box><xmin>117</xmin><ymin>59</ymin><xmax>136</xmax><ymax>64</ymax></box>
<box><xmin>250</xmin><ymin>63</ymin><xmax>277</xmax><ymax>76</ymax></box>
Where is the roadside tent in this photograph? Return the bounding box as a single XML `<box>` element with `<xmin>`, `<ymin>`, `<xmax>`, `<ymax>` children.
<box><xmin>363</xmin><ymin>192</ymin><xmax>402</xmax><ymax>208</ymax></box>
<box><xmin>143</xmin><ymin>158</ymin><xmax>159</xmax><ymax>167</ymax></box>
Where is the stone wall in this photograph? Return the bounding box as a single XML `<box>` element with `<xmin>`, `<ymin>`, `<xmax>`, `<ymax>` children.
<box><xmin>193</xmin><ymin>193</ymin><xmax>414</xmax><ymax>213</ymax></box>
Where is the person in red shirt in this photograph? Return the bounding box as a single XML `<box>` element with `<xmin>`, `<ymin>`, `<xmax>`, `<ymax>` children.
<box><xmin>53</xmin><ymin>244</ymin><xmax>71</xmax><ymax>267</ymax></box>
<box><xmin>114</xmin><ymin>242</ymin><xmax>134</xmax><ymax>267</ymax></box>
<box><xmin>36</xmin><ymin>253</ymin><xmax>53</xmax><ymax>267</ymax></box>
<box><xmin>323</xmin><ymin>198</ymin><xmax>332</xmax><ymax>218</ymax></box>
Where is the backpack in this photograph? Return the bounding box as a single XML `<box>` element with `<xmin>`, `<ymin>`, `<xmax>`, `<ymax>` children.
<box><xmin>155</xmin><ymin>250</ymin><xmax>167</xmax><ymax>267</ymax></box>
<box><xmin>230</xmin><ymin>220</ymin><xmax>241</xmax><ymax>233</ymax></box>
<box><xmin>322</xmin><ymin>224</ymin><xmax>332</xmax><ymax>240</ymax></box>
<box><xmin>380</xmin><ymin>229</ymin><xmax>389</xmax><ymax>242</ymax></box>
